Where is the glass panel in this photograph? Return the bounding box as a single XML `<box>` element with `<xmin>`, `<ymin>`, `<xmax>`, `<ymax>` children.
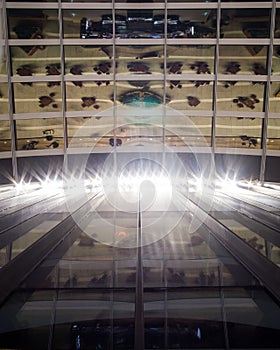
<box><xmin>271</xmin><ymin>242</ymin><xmax>280</xmax><ymax>267</ymax></box>
<box><xmin>0</xmin><ymin>120</ymin><xmax>11</xmax><ymax>152</ymax></box>
<box><xmin>216</xmin><ymin>117</ymin><xmax>262</xmax><ymax>149</ymax></box>
<box><xmin>13</xmin><ymin>82</ymin><xmax>62</xmax><ymax>114</ymax></box>
<box><xmin>53</xmin><ymin>291</ymin><xmax>112</xmax><ymax>349</ymax></box>
<box><xmin>116</xmin><ymin>80</ymin><xmax>164</xmax><ymax>148</ymax></box>
<box><xmin>216</xmin><ymin>81</ymin><xmax>265</xmax><ymax>112</ymax></box>
<box><xmin>143</xmin><ymin>259</ymin><xmax>164</xmax><ymax>288</ymax></box>
<box><xmin>167</xmin><ymin>290</ymin><xmax>225</xmax><ymax>348</ymax></box>
<box><xmin>116</xmin><ymin>45</ymin><xmax>164</xmax><ymax>74</ymax></box>
<box><xmin>65</xmin><ymin>45</ymin><xmax>113</xmax><ymax>75</ymax></box>
<box><xmin>275</xmin><ymin>8</ymin><xmax>280</xmax><ymax>38</ymax></box>
<box><xmin>0</xmin><ymin>290</ymin><xmax>56</xmax><ymax>349</ymax></box>
<box><xmin>167</xmin><ymin>81</ymin><xmax>213</xmax><ymax>111</ymax></box>
<box><xmin>7</xmin><ymin>9</ymin><xmax>59</xmax><ymax>39</ymax></box>
<box><xmin>219</xmin><ymin>45</ymin><xmax>268</xmax><ymax>75</ymax></box>
<box><xmin>0</xmin><ymin>247</ymin><xmax>6</xmax><ymax>267</ymax></box>
<box><xmin>224</xmin><ymin>288</ymin><xmax>280</xmax><ymax>349</ymax></box>
<box><xmin>167</xmin><ymin>9</ymin><xmax>216</xmax><ymax>38</ymax></box>
<box><xmin>16</xmin><ymin>118</ymin><xmax>63</xmax><ymax>150</ymax></box>
<box><xmin>165</xmin><ymin>116</ymin><xmax>212</xmax><ymax>147</ymax></box>
<box><xmin>63</xmin><ymin>9</ymin><xmax>112</xmax><ymax>39</ymax></box>
<box><xmin>11</xmin><ymin>218</ymin><xmax>62</xmax><ymax>260</ymax></box>
<box><xmin>269</xmin><ymin>82</ymin><xmax>280</xmax><ymax>113</ymax></box>
<box><xmin>10</xmin><ymin>46</ymin><xmax>61</xmax><ymax>76</ymax></box>
<box><xmin>0</xmin><ymin>83</ymin><xmax>9</xmax><ymax>115</ymax></box>
<box><xmin>144</xmin><ymin>291</ymin><xmax>165</xmax><ymax>349</ymax></box>
<box><xmin>67</xmin><ymin>117</ymin><xmax>114</xmax><ymax>148</ymax></box>
<box><xmin>221</xmin><ymin>8</ymin><xmax>271</xmax><ymax>38</ymax></box>
<box><xmin>167</xmin><ymin>45</ymin><xmax>215</xmax><ymax>74</ymax></box>
<box><xmin>272</xmin><ymin>46</ymin><xmax>280</xmax><ymax>75</ymax></box>
<box><xmin>115</xmin><ymin>260</ymin><xmax>136</xmax><ymax>287</ymax></box>
<box><xmin>66</xmin><ymin>80</ymin><xmax>113</xmax><ymax>113</ymax></box>
<box><xmin>267</xmin><ymin>118</ymin><xmax>280</xmax><ymax>150</ymax></box>
<box><xmin>115</xmin><ymin>9</ymin><xmax>164</xmax><ymax>39</ymax></box>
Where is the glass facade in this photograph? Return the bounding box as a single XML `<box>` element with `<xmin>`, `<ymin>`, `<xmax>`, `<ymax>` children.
<box><xmin>0</xmin><ymin>2</ymin><xmax>280</xmax><ymax>347</ymax></box>
<box><xmin>0</xmin><ymin>179</ymin><xmax>280</xmax><ymax>349</ymax></box>
<box><xmin>0</xmin><ymin>0</ymin><xmax>279</xmax><ymax>182</ymax></box>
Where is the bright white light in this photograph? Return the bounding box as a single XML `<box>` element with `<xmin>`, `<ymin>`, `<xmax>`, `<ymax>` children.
<box><xmin>216</xmin><ymin>178</ymin><xmax>238</xmax><ymax>192</ymax></box>
<box><xmin>40</xmin><ymin>179</ymin><xmax>63</xmax><ymax>193</ymax></box>
<box><xmin>188</xmin><ymin>176</ymin><xmax>203</xmax><ymax>193</ymax></box>
<box><xmin>14</xmin><ymin>181</ymin><xmax>40</xmax><ymax>193</ymax></box>
<box><xmin>84</xmin><ymin>175</ymin><xmax>103</xmax><ymax>193</ymax></box>
<box><xmin>118</xmin><ymin>173</ymin><xmax>172</xmax><ymax>195</ymax></box>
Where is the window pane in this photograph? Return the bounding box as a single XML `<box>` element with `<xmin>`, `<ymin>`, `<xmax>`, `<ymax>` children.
<box><xmin>272</xmin><ymin>46</ymin><xmax>280</xmax><ymax>75</ymax></box>
<box><xmin>0</xmin><ymin>120</ymin><xmax>11</xmax><ymax>152</ymax></box>
<box><xmin>221</xmin><ymin>9</ymin><xmax>271</xmax><ymax>39</ymax></box>
<box><xmin>10</xmin><ymin>46</ymin><xmax>61</xmax><ymax>76</ymax></box>
<box><xmin>167</xmin><ymin>9</ymin><xmax>216</xmax><ymax>39</ymax></box>
<box><xmin>270</xmin><ymin>82</ymin><xmax>280</xmax><ymax>113</ymax></box>
<box><xmin>267</xmin><ymin>118</ymin><xmax>280</xmax><ymax>150</ymax></box>
<box><xmin>167</xmin><ymin>45</ymin><xmax>215</xmax><ymax>73</ymax></box>
<box><xmin>67</xmin><ymin>117</ymin><xmax>114</xmax><ymax>148</ymax></box>
<box><xmin>63</xmin><ymin>9</ymin><xmax>112</xmax><ymax>39</ymax></box>
<box><xmin>116</xmin><ymin>45</ymin><xmax>163</xmax><ymax>74</ymax></box>
<box><xmin>0</xmin><ymin>83</ymin><xmax>9</xmax><ymax>115</ymax></box>
<box><xmin>16</xmin><ymin>118</ymin><xmax>63</xmax><ymax>150</ymax></box>
<box><xmin>216</xmin><ymin>117</ymin><xmax>262</xmax><ymax>149</ymax></box>
<box><xmin>13</xmin><ymin>82</ymin><xmax>62</xmax><ymax>114</ymax></box>
<box><xmin>219</xmin><ymin>45</ymin><xmax>268</xmax><ymax>75</ymax></box>
<box><xmin>165</xmin><ymin>116</ymin><xmax>212</xmax><ymax>147</ymax></box>
<box><xmin>167</xmin><ymin>81</ymin><xmax>213</xmax><ymax>111</ymax></box>
<box><xmin>65</xmin><ymin>45</ymin><xmax>113</xmax><ymax>76</ymax></box>
<box><xmin>216</xmin><ymin>82</ymin><xmax>265</xmax><ymax>113</ymax></box>
<box><xmin>7</xmin><ymin>9</ymin><xmax>59</xmax><ymax>39</ymax></box>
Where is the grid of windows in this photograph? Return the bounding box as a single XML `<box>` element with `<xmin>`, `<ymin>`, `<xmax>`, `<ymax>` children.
<box><xmin>0</xmin><ymin>1</ymin><xmax>279</xmax><ymax>182</ymax></box>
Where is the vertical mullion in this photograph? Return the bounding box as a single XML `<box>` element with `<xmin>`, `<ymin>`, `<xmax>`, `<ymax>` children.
<box><xmin>58</xmin><ymin>0</ymin><xmax>67</xmax><ymax>156</ymax></box>
<box><xmin>259</xmin><ymin>0</ymin><xmax>276</xmax><ymax>184</ymax></box>
<box><xmin>212</xmin><ymin>0</ymin><xmax>220</xmax><ymax>154</ymax></box>
<box><xmin>162</xmin><ymin>0</ymin><xmax>168</xmax><ymax>151</ymax></box>
<box><xmin>3</xmin><ymin>0</ymin><xmax>18</xmax><ymax>182</ymax></box>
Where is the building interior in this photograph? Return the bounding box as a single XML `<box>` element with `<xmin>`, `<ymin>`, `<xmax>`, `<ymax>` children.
<box><xmin>0</xmin><ymin>0</ymin><xmax>280</xmax><ymax>349</ymax></box>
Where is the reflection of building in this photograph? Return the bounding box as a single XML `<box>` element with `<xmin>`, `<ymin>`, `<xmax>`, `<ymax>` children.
<box><xmin>0</xmin><ymin>1</ymin><xmax>280</xmax><ymax>349</ymax></box>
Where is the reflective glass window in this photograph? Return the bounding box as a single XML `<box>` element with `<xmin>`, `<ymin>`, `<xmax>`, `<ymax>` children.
<box><xmin>0</xmin><ymin>120</ymin><xmax>11</xmax><ymax>152</ymax></box>
<box><xmin>224</xmin><ymin>288</ymin><xmax>280</xmax><ymax>349</ymax></box>
<box><xmin>63</xmin><ymin>9</ymin><xmax>112</xmax><ymax>39</ymax></box>
<box><xmin>167</xmin><ymin>45</ymin><xmax>215</xmax><ymax>73</ymax></box>
<box><xmin>7</xmin><ymin>9</ymin><xmax>59</xmax><ymax>39</ymax></box>
<box><xmin>216</xmin><ymin>117</ymin><xmax>262</xmax><ymax>149</ymax></box>
<box><xmin>221</xmin><ymin>8</ymin><xmax>271</xmax><ymax>38</ymax></box>
<box><xmin>0</xmin><ymin>83</ymin><xmax>9</xmax><ymax>115</ymax></box>
<box><xmin>269</xmin><ymin>82</ymin><xmax>280</xmax><ymax>113</ymax></box>
<box><xmin>219</xmin><ymin>45</ymin><xmax>268</xmax><ymax>75</ymax></box>
<box><xmin>167</xmin><ymin>80</ymin><xmax>213</xmax><ymax>111</ymax></box>
<box><xmin>267</xmin><ymin>118</ymin><xmax>280</xmax><ymax>150</ymax></box>
<box><xmin>272</xmin><ymin>46</ymin><xmax>280</xmax><ymax>75</ymax></box>
<box><xmin>167</xmin><ymin>290</ymin><xmax>226</xmax><ymax>348</ymax></box>
<box><xmin>67</xmin><ymin>117</ymin><xmax>114</xmax><ymax>148</ymax></box>
<box><xmin>167</xmin><ymin>9</ymin><xmax>216</xmax><ymax>39</ymax></box>
<box><xmin>116</xmin><ymin>45</ymin><xmax>164</xmax><ymax>74</ymax></box>
<box><xmin>275</xmin><ymin>8</ymin><xmax>280</xmax><ymax>38</ymax></box>
<box><xmin>16</xmin><ymin>118</ymin><xmax>63</xmax><ymax>150</ymax></box>
<box><xmin>65</xmin><ymin>80</ymin><xmax>113</xmax><ymax>113</ymax></box>
<box><xmin>216</xmin><ymin>81</ymin><xmax>265</xmax><ymax>113</ymax></box>
<box><xmin>10</xmin><ymin>46</ymin><xmax>61</xmax><ymax>76</ymax></box>
<box><xmin>65</xmin><ymin>45</ymin><xmax>113</xmax><ymax>75</ymax></box>
<box><xmin>165</xmin><ymin>116</ymin><xmax>212</xmax><ymax>147</ymax></box>
<box><xmin>13</xmin><ymin>82</ymin><xmax>62</xmax><ymax>114</ymax></box>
